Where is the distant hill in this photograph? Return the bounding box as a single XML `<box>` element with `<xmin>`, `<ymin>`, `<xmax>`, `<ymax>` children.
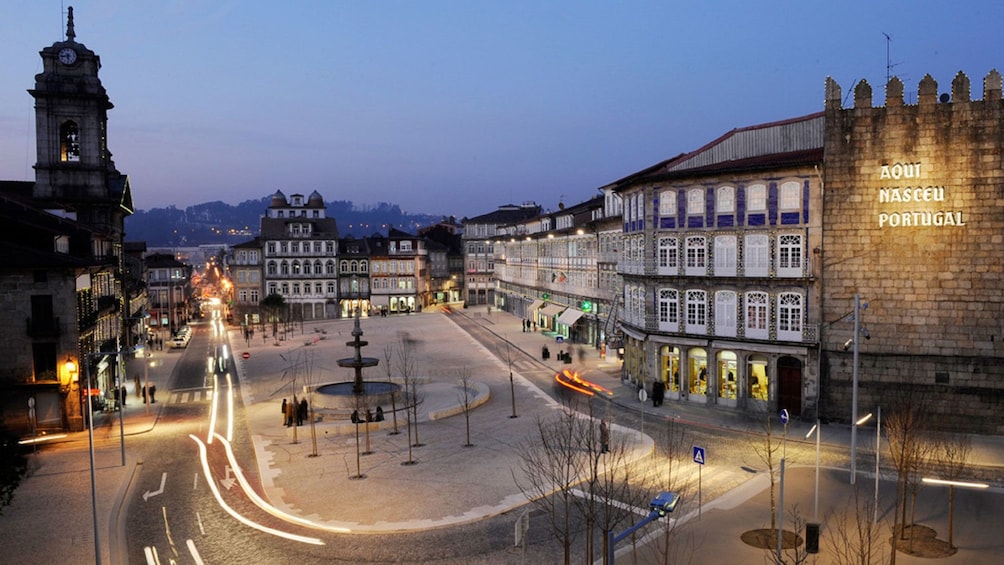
<box><xmin>125</xmin><ymin>197</ymin><xmax>444</xmax><ymax>246</ymax></box>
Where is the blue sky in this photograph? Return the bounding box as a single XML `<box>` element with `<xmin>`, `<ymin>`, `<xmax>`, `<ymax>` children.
<box><xmin>1</xmin><ymin>1</ymin><xmax>1001</xmax><ymax>218</ymax></box>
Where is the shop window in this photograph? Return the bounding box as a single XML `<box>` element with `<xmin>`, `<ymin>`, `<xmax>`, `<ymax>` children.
<box><xmin>661</xmin><ymin>346</ymin><xmax>681</xmax><ymax>392</ymax></box>
<box><xmin>748</xmin><ymin>356</ymin><xmax>768</xmax><ymax>400</ymax></box>
<box><xmin>688</xmin><ymin>347</ymin><xmax>707</xmax><ymax>395</ymax></box>
<box><xmin>718</xmin><ymin>351</ymin><xmax>737</xmax><ymax>399</ymax></box>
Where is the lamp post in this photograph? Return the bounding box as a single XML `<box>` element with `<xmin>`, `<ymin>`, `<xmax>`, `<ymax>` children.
<box><xmin>806</xmin><ymin>420</ymin><xmax>820</xmax><ymax>523</ymax></box>
<box><xmin>849</xmin><ymin>294</ymin><xmax>869</xmax><ymax>485</ymax></box>
<box><xmin>82</xmin><ymin>357</ymin><xmax>103</xmax><ymax>564</ymax></box>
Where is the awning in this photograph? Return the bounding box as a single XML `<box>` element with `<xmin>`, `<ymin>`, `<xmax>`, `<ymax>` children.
<box><xmin>540</xmin><ymin>304</ymin><xmax>565</xmax><ymax>317</ymax></box>
<box><xmin>528</xmin><ymin>299</ymin><xmax>545</xmax><ymax>312</ymax></box>
<box><xmin>557</xmin><ymin>308</ymin><xmax>585</xmax><ymax>326</ymax></box>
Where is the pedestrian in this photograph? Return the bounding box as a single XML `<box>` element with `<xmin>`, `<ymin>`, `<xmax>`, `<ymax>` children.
<box><xmin>281</xmin><ymin>398</ymin><xmax>288</xmax><ymax>425</ymax></box>
<box><xmin>285</xmin><ymin>399</ymin><xmax>294</xmax><ymax>427</ymax></box>
<box><xmin>142</xmin><ymin>385</ymin><xmax>147</xmax><ymax>404</ymax></box>
<box><xmin>600</xmin><ymin>419</ymin><xmax>610</xmax><ymax>453</ymax></box>
<box><xmin>120</xmin><ymin>385</ymin><xmax>127</xmax><ymax>406</ymax></box>
<box><xmin>149</xmin><ymin>384</ymin><xmax>157</xmax><ymax>403</ymax></box>
<box><xmin>134</xmin><ymin>374</ymin><xmax>141</xmax><ymax>397</ymax></box>
<box><xmin>298</xmin><ymin>398</ymin><xmax>307</xmax><ymax>426</ymax></box>
<box><xmin>375</xmin><ymin>406</ymin><xmax>385</xmax><ymax>421</ymax></box>
<box><xmin>577</xmin><ymin>346</ymin><xmax>585</xmax><ymax>363</ymax></box>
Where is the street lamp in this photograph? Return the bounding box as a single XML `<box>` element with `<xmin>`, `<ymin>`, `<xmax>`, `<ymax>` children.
<box><xmin>849</xmin><ymin>294</ymin><xmax>870</xmax><ymax>485</ymax></box>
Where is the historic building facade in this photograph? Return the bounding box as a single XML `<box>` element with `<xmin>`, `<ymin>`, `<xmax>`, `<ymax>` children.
<box><xmin>462</xmin><ymin>202</ymin><xmax>542</xmax><ymax>306</ymax></box>
<box><xmin>0</xmin><ymin>9</ymin><xmax>134</xmax><ymax>433</ymax></box>
<box><xmin>260</xmin><ymin>190</ymin><xmax>339</xmax><ymax>320</ymax></box>
<box><xmin>493</xmin><ymin>196</ymin><xmax>619</xmax><ymax>349</ymax></box>
<box><xmin>820</xmin><ymin>72</ymin><xmax>1004</xmax><ymax>433</ymax></box>
<box><xmin>610</xmin><ymin>113</ymin><xmax>825</xmax><ymax>416</ymax></box>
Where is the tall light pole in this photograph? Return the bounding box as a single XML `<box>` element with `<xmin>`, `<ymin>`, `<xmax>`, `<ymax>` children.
<box><xmin>83</xmin><ymin>357</ymin><xmax>102</xmax><ymax>564</ymax></box>
<box><xmin>850</xmin><ymin>294</ymin><xmax>869</xmax><ymax>484</ymax></box>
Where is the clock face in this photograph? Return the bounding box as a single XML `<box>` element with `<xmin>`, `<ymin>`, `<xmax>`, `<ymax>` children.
<box><xmin>58</xmin><ymin>47</ymin><xmax>77</xmax><ymax>65</ymax></box>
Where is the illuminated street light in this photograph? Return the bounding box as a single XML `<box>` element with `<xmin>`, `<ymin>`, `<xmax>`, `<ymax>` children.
<box><xmin>849</xmin><ymin>294</ymin><xmax>870</xmax><ymax>485</ymax></box>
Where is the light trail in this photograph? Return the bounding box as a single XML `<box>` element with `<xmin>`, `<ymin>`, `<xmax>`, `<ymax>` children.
<box><xmin>189</xmin><ymin>434</ymin><xmax>324</xmax><ymax>545</ymax></box>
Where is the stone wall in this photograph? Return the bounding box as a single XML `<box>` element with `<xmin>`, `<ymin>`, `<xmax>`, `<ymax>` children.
<box><xmin>820</xmin><ymin>71</ymin><xmax>1004</xmax><ymax>433</ymax></box>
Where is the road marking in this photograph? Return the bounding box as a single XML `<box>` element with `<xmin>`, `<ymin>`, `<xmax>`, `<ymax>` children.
<box><xmin>143</xmin><ymin>472</ymin><xmax>167</xmax><ymax>501</ymax></box>
<box><xmin>219</xmin><ymin>465</ymin><xmax>236</xmax><ymax>490</ymax></box>
<box><xmin>187</xmin><ymin>539</ymin><xmax>205</xmax><ymax>565</ymax></box>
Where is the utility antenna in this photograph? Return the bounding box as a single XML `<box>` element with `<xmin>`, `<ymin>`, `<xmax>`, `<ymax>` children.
<box><xmin>882</xmin><ymin>32</ymin><xmax>900</xmax><ymax>83</ymax></box>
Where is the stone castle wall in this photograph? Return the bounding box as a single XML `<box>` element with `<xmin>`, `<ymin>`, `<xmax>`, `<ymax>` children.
<box><xmin>820</xmin><ymin>71</ymin><xmax>1004</xmax><ymax>433</ymax></box>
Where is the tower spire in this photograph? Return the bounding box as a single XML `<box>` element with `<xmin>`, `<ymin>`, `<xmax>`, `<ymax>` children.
<box><xmin>66</xmin><ymin>6</ymin><xmax>75</xmax><ymax>42</ymax></box>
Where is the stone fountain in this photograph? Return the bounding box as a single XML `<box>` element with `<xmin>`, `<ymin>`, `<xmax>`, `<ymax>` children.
<box><xmin>312</xmin><ymin>311</ymin><xmax>399</xmax><ymax>411</ymax></box>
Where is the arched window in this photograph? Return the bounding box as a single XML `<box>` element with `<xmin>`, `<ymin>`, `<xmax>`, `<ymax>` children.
<box><xmin>292</xmin><ymin>261</ymin><xmax>301</xmax><ymax>275</ymax></box>
<box><xmin>340</xmin><ymin>260</ymin><xmax>349</xmax><ymax>273</ymax></box>
<box><xmin>303</xmin><ymin>261</ymin><xmax>312</xmax><ymax>275</ymax></box>
<box><xmin>60</xmin><ymin>121</ymin><xmax>80</xmax><ymax>162</ymax></box>
<box><xmin>360</xmin><ymin>260</ymin><xmax>368</xmax><ymax>273</ymax></box>
<box><xmin>280</xmin><ymin>261</ymin><xmax>290</xmax><ymax>275</ymax></box>
<box><xmin>685</xmin><ymin>289</ymin><xmax>707</xmax><ymax>334</ymax></box>
<box><xmin>657</xmin><ymin>288</ymin><xmax>678</xmax><ymax>331</ymax></box>
<box><xmin>267</xmin><ymin>261</ymin><xmax>277</xmax><ymax>275</ymax></box>
<box><xmin>745</xmin><ymin>291</ymin><xmax>769</xmax><ymax>340</ymax></box>
<box><xmin>687</xmin><ymin>188</ymin><xmax>705</xmax><ymax>215</ymax></box>
<box><xmin>717</xmin><ymin>186</ymin><xmax>735</xmax><ymax>213</ymax></box>
<box><xmin>777</xmin><ymin>292</ymin><xmax>803</xmax><ymax>341</ymax></box>
<box><xmin>326</xmin><ymin>260</ymin><xmax>336</xmax><ymax>275</ymax></box>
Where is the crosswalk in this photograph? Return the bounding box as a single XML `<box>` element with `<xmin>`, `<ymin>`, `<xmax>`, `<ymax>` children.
<box><xmin>168</xmin><ymin>387</ymin><xmax>214</xmax><ymax>405</ymax></box>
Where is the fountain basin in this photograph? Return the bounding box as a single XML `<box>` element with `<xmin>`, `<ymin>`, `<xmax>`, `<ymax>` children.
<box><xmin>311</xmin><ymin>381</ymin><xmax>401</xmax><ymax>410</ymax></box>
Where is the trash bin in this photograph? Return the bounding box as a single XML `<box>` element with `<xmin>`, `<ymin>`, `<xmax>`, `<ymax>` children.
<box><xmin>805</xmin><ymin>522</ymin><xmax>820</xmax><ymax>554</ymax></box>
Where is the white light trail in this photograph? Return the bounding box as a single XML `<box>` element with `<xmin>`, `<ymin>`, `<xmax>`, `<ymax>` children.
<box><xmin>188</xmin><ymin>434</ymin><xmax>324</xmax><ymax>545</ymax></box>
<box><xmin>207</xmin><ymin>374</ymin><xmax>219</xmax><ymax>444</ymax></box>
<box><xmin>211</xmin><ymin>431</ymin><xmax>352</xmax><ymax>534</ymax></box>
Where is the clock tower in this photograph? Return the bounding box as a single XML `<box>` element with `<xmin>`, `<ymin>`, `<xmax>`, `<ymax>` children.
<box><xmin>29</xmin><ymin>6</ymin><xmax>133</xmax><ymax>236</ymax></box>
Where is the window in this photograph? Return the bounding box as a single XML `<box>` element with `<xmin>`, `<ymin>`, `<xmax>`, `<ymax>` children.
<box><xmin>327</xmin><ymin>282</ymin><xmax>336</xmax><ymax>295</ymax></box>
<box><xmin>747</xmin><ymin>184</ymin><xmax>767</xmax><ymax>211</ymax></box>
<box><xmin>779</xmin><ymin>181</ymin><xmax>800</xmax><ymax>210</ymax></box>
<box><xmin>715</xmin><ymin>290</ymin><xmax>737</xmax><ymax>337</ymax></box>
<box><xmin>685</xmin><ymin>289</ymin><xmax>707</xmax><ymax>333</ymax></box>
<box><xmin>745</xmin><ymin>291</ymin><xmax>769</xmax><ymax>339</ymax></box>
<box><xmin>292</xmin><ymin>261</ymin><xmax>301</xmax><ymax>275</ymax></box>
<box><xmin>688</xmin><ymin>347</ymin><xmax>708</xmax><ymax>395</ymax></box>
<box><xmin>657</xmin><ymin>237</ymin><xmax>678</xmax><ymax>273</ymax></box>
<box><xmin>744</xmin><ymin>234</ymin><xmax>769</xmax><ymax>277</ymax></box>
<box><xmin>718</xmin><ymin>351</ymin><xmax>738</xmax><ymax>399</ymax></box>
<box><xmin>661</xmin><ymin>346</ymin><xmax>681</xmax><ymax>392</ymax></box>
<box><xmin>400</xmin><ymin>241</ymin><xmax>413</xmax><ymax>252</ymax></box>
<box><xmin>280</xmin><ymin>242</ymin><xmax>288</xmax><ymax>254</ymax></box>
<box><xmin>748</xmin><ymin>355</ymin><xmax>768</xmax><ymax>400</ymax></box>
<box><xmin>658</xmin><ymin>190</ymin><xmax>675</xmax><ymax>217</ymax></box>
<box><xmin>713</xmin><ymin>235</ymin><xmax>737</xmax><ymax>277</ymax></box>
<box><xmin>267</xmin><ymin>242</ymin><xmax>276</xmax><ymax>254</ymax></box>
<box><xmin>717</xmin><ymin>186</ymin><xmax>735</xmax><ymax>213</ymax></box>
<box><xmin>685</xmin><ymin>236</ymin><xmax>706</xmax><ymax>276</ymax></box>
<box><xmin>280</xmin><ymin>261</ymin><xmax>290</xmax><ymax>275</ymax></box>
<box><xmin>340</xmin><ymin>260</ymin><xmax>349</xmax><ymax>273</ymax></box>
<box><xmin>60</xmin><ymin>121</ymin><xmax>80</xmax><ymax>162</ymax></box>
<box><xmin>360</xmin><ymin>260</ymin><xmax>368</xmax><ymax>273</ymax></box>
<box><xmin>658</xmin><ymin>288</ymin><xmax>679</xmax><ymax>330</ymax></box>
<box><xmin>267</xmin><ymin>261</ymin><xmax>277</xmax><ymax>275</ymax></box>
<box><xmin>636</xmin><ymin>193</ymin><xmax>644</xmax><ymax>220</ymax></box>
<box><xmin>777</xmin><ymin>234</ymin><xmax>803</xmax><ymax>277</ymax></box>
<box><xmin>777</xmin><ymin>292</ymin><xmax>803</xmax><ymax>340</ymax></box>
<box><xmin>687</xmin><ymin>189</ymin><xmax>705</xmax><ymax>215</ymax></box>
<box><xmin>326</xmin><ymin>261</ymin><xmax>336</xmax><ymax>275</ymax></box>
<box><xmin>250</xmin><ymin>290</ymin><xmax>259</xmax><ymax>303</ymax></box>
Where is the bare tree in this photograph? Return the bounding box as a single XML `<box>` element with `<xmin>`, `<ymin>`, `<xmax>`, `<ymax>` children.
<box><xmin>885</xmin><ymin>387</ymin><xmax>934</xmax><ymax>561</ymax></box>
<box><xmin>824</xmin><ymin>486</ymin><xmax>884</xmax><ymax>565</ymax></box>
<box><xmin>455</xmin><ymin>367</ymin><xmax>476</xmax><ymax>447</ymax></box>
<box><xmin>932</xmin><ymin>431</ymin><xmax>972</xmax><ymax>549</ymax></box>
<box><xmin>763</xmin><ymin>504</ymin><xmax>810</xmax><ymax>565</ymax></box>
<box><xmin>747</xmin><ymin>406</ymin><xmax>783</xmax><ymax>530</ymax></box>
<box><xmin>513</xmin><ymin>396</ymin><xmax>585</xmax><ymax>565</ymax></box>
<box><xmin>381</xmin><ymin>343</ymin><xmax>401</xmax><ymax>435</ymax></box>
<box><xmin>643</xmin><ymin>415</ymin><xmax>698</xmax><ymax>565</ymax></box>
<box><xmin>496</xmin><ymin>337</ymin><xmax>518</xmax><ymax>418</ymax></box>
<box><xmin>396</xmin><ymin>332</ymin><xmax>424</xmax><ymax>451</ymax></box>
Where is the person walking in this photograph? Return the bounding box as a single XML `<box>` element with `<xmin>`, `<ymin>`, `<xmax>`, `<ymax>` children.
<box><xmin>281</xmin><ymin>399</ymin><xmax>288</xmax><ymax>426</ymax></box>
<box><xmin>298</xmin><ymin>398</ymin><xmax>307</xmax><ymax>426</ymax></box>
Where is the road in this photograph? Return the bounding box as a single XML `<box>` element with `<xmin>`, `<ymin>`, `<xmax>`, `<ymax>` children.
<box><xmin>121</xmin><ymin>307</ymin><xmax>876</xmax><ymax>563</ymax></box>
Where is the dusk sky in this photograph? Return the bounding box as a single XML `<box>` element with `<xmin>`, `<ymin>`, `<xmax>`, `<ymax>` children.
<box><xmin>1</xmin><ymin>1</ymin><xmax>1001</xmax><ymax>219</ymax></box>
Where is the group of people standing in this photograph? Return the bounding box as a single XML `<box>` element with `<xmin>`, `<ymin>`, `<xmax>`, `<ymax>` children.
<box><xmin>282</xmin><ymin>397</ymin><xmax>309</xmax><ymax>427</ymax></box>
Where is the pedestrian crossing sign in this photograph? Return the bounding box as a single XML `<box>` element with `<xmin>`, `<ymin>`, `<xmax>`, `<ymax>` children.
<box><xmin>693</xmin><ymin>446</ymin><xmax>705</xmax><ymax>465</ymax></box>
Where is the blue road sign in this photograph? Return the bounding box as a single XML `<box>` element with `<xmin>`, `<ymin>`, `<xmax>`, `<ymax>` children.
<box><xmin>692</xmin><ymin>445</ymin><xmax>706</xmax><ymax>465</ymax></box>
<box><xmin>780</xmin><ymin>409</ymin><xmax>789</xmax><ymax>425</ymax></box>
